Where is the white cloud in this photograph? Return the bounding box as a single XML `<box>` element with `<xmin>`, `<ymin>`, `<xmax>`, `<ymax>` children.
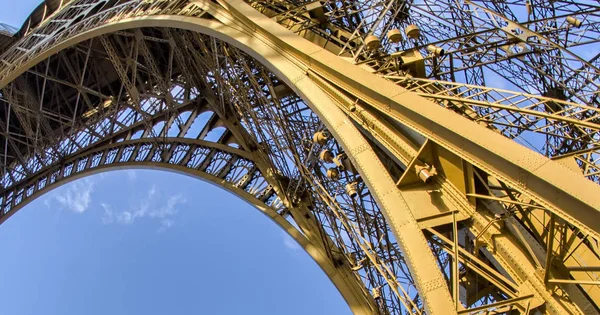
<box><xmin>52</xmin><ymin>179</ymin><xmax>94</xmax><ymax>213</ymax></box>
<box><xmin>282</xmin><ymin>232</ymin><xmax>302</xmax><ymax>251</ymax></box>
<box><xmin>117</xmin><ymin>211</ymin><xmax>133</xmax><ymax>224</ymax></box>
<box><xmin>149</xmin><ymin>194</ymin><xmax>185</xmax><ymax>219</ymax></box>
<box><xmin>101</xmin><ymin>203</ymin><xmax>114</xmax><ymax>224</ymax></box>
<box><xmin>101</xmin><ymin>185</ymin><xmax>186</xmax><ymax>231</ymax></box>
<box><xmin>148</xmin><ymin>185</ymin><xmax>158</xmax><ymax>198</ymax></box>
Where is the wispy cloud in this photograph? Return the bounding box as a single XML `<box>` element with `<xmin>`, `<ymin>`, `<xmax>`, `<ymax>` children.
<box><xmin>50</xmin><ymin>179</ymin><xmax>94</xmax><ymax>213</ymax></box>
<box><xmin>101</xmin><ymin>203</ymin><xmax>114</xmax><ymax>224</ymax></box>
<box><xmin>102</xmin><ymin>185</ymin><xmax>186</xmax><ymax>231</ymax></box>
<box><xmin>282</xmin><ymin>231</ymin><xmax>302</xmax><ymax>251</ymax></box>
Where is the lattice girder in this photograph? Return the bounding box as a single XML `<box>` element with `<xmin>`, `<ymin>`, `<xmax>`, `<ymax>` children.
<box><xmin>0</xmin><ymin>9</ymin><xmax>427</xmax><ymax>313</ymax></box>
<box><xmin>248</xmin><ymin>0</ymin><xmax>600</xmax><ymax>181</ymax></box>
<box><xmin>1</xmin><ymin>0</ymin><xmax>600</xmax><ymax>314</ymax></box>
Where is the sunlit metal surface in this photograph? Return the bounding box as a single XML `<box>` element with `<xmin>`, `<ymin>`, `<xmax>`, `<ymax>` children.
<box><xmin>0</xmin><ymin>0</ymin><xmax>599</xmax><ymax>314</ymax></box>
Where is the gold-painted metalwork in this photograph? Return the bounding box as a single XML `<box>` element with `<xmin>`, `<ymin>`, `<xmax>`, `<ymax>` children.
<box><xmin>0</xmin><ymin>0</ymin><xmax>599</xmax><ymax>314</ymax></box>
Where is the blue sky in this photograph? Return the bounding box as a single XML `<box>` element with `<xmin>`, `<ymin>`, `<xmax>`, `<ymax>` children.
<box><xmin>0</xmin><ymin>1</ymin><xmax>350</xmax><ymax>314</ymax></box>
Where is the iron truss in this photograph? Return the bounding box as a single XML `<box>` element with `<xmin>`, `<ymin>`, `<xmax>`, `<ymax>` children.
<box><xmin>0</xmin><ymin>0</ymin><xmax>599</xmax><ymax>314</ymax></box>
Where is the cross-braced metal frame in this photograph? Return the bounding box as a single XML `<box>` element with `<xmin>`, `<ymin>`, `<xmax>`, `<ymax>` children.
<box><xmin>0</xmin><ymin>0</ymin><xmax>599</xmax><ymax>314</ymax></box>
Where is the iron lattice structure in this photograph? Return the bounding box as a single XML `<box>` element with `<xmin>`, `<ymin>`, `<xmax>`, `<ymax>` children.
<box><xmin>0</xmin><ymin>0</ymin><xmax>599</xmax><ymax>314</ymax></box>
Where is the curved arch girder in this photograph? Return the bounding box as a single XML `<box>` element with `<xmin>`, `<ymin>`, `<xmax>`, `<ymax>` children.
<box><xmin>0</xmin><ymin>5</ymin><xmax>449</xmax><ymax>313</ymax></box>
<box><xmin>1</xmin><ymin>0</ymin><xmax>599</xmax><ymax>314</ymax></box>
<box><xmin>224</xmin><ymin>1</ymin><xmax>600</xmax><ymax>313</ymax></box>
<box><xmin>0</xmin><ymin>136</ymin><xmax>379</xmax><ymax>315</ymax></box>
<box><xmin>0</xmin><ymin>138</ymin><xmax>273</xmax><ymax>220</ymax></box>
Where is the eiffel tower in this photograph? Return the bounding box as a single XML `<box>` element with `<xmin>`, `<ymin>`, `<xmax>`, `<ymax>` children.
<box><xmin>1</xmin><ymin>0</ymin><xmax>599</xmax><ymax>314</ymax></box>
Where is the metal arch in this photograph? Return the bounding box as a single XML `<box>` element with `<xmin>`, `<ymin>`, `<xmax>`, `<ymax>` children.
<box><xmin>0</xmin><ymin>137</ymin><xmax>263</xmax><ymax>218</ymax></box>
<box><xmin>0</xmin><ymin>1</ymin><xmax>600</xmax><ymax>239</ymax></box>
<box><xmin>1</xmin><ymin>0</ymin><xmax>600</xmax><ymax>314</ymax></box>
<box><xmin>0</xmin><ymin>136</ymin><xmax>377</xmax><ymax>315</ymax></box>
<box><xmin>222</xmin><ymin>2</ymin><xmax>600</xmax><ymax>313</ymax></box>
<box><xmin>0</xmin><ymin>20</ymin><xmax>404</xmax><ymax>314</ymax></box>
<box><xmin>0</xmin><ymin>2</ymin><xmax>456</xmax><ymax>314</ymax></box>
<box><xmin>178</xmin><ymin>5</ymin><xmax>457</xmax><ymax>313</ymax></box>
<box><xmin>0</xmin><ymin>16</ymin><xmax>412</xmax><ymax>313</ymax></box>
